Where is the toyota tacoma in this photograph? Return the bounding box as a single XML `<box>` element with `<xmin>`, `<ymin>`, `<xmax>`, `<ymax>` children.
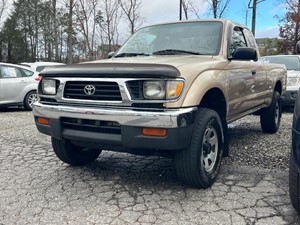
<box><xmin>33</xmin><ymin>19</ymin><xmax>287</xmax><ymax>188</ymax></box>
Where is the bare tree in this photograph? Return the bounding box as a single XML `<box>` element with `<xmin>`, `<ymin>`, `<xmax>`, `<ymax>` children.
<box><xmin>181</xmin><ymin>0</ymin><xmax>189</xmax><ymax>20</ymax></box>
<box><xmin>0</xmin><ymin>0</ymin><xmax>7</xmax><ymax>24</ymax></box>
<box><xmin>97</xmin><ymin>0</ymin><xmax>122</xmax><ymax>54</ymax></box>
<box><xmin>207</xmin><ymin>0</ymin><xmax>231</xmax><ymax>18</ymax></box>
<box><xmin>118</xmin><ymin>0</ymin><xmax>143</xmax><ymax>35</ymax></box>
<box><xmin>248</xmin><ymin>0</ymin><xmax>266</xmax><ymax>36</ymax></box>
<box><xmin>186</xmin><ymin>0</ymin><xmax>230</xmax><ymax>19</ymax></box>
<box><xmin>52</xmin><ymin>0</ymin><xmax>59</xmax><ymax>61</ymax></box>
<box><xmin>239</xmin><ymin>1</ymin><xmax>250</xmax><ymax>26</ymax></box>
<box><xmin>74</xmin><ymin>0</ymin><xmax>100</xmax><ymax>60</ymax></box>
<box><xmin>179</xmin><ymin>0</ymin><xmax>204</xmax><ymax>19</ymax></box>
<box><xmin>186</xmin><ymin>0</ymin><xmax>202</xmax><ymax>19</ymax></box>
<box><xmin>67</xmin><ymin>0</ymin><xmax>75</xmax><ymax>64</ymax></box>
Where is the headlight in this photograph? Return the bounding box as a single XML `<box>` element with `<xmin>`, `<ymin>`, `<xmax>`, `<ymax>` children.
<box><xmin>41</xmin><ymin>79</ymin><xmax>57</xmax><ymax>95</ymax></box>
<box><xmin>143</xmin><ymin>81</ymin><xmax>165</xmax><ymax>99</ymax></box>
<box><xmin>143</xmin><ymin>80</ymin><xmax>184</xmax><ymax>100</ymax></box>
<box><xmin>287</xmin><ymin>77</ymin><xmax>300</xmax><ymax>86</ymax></box>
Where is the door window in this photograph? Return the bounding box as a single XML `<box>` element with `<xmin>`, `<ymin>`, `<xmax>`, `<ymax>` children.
<box><xmin>229</xmin><ymin>27</ymin><xmax>247</xmax><ymax>58</ymax></box>
<box><xmin>0</xmin><ymin>66</ymin><xmax>22</xmax><ymax>79</ymax></box>
<box><xmin>20</xmin><ymin>68</ymin><xmax>34</xmax><ymax>77</ymax></box>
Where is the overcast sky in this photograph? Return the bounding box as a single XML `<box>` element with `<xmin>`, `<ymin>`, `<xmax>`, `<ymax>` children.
<box><xmin>140</xmin><ymin>0</ymin><xmax>208</xmax><ymax>25</ymax></box>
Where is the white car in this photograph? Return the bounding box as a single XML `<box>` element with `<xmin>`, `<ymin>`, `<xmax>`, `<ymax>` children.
<box><xmin>263</xmin><ymin>55</ymin><xmax>300</xmax><ymax>107</ymax></box>
<box><xmin>0</xmin><ymin>62</ymin><xmax>40</xmax><ymax>110</ymax></box>
<box><xmin>20</xmin><ymin>62</ymin><xmax>65</xmax><ymax>73</ymax></box>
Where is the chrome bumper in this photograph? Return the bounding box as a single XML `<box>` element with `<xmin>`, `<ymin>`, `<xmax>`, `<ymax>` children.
<box><xmin>32</xmin><ymin>102</ymin><xmax>197</xmax><ymax>128</ymax></box>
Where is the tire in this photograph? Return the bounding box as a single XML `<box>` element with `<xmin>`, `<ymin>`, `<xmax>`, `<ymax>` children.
<box><xmin>260</xmin><ymin>91</ymin><xmax>282</xmax><ymax>133</ymax></box>
<box><xmin>289</xmin><ymin>153</ymin><xmax>300</xmax><ymax>212</ymax></box>
<box><xmin>24</xmin><ymin>90</ymin><xmax>38</xmax><ymax>111</ymax></box>
<box><xmin>175</xmin><ymin>108</ymin><xmax>224</xmax><ymax>188</ymax></box>
<box><xmin>51</xmin><ymin>137</ymin><xmax>102</xmax><ymax>166</ymax></box>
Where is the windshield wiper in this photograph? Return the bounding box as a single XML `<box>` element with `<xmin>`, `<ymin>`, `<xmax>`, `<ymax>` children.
<box><xmin>114</xmin><ymin>52</ymin><xmax>150</xmax><ymax>58</ymax></box>
<box><xmin>152</xmin><ymin>49</ymin><xmax>202</xmax><ymax>55</ymax></box>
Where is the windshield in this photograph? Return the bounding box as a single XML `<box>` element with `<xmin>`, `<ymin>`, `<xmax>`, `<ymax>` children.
<box><xmin>116</xmin><ymin>21</ymin><xmax>223</xmax><ymax>57</ymax></box>
<box><xmin>263</xmin><ymin>56</ymin><xmax>300</xmax><ymax>70</ymax></box>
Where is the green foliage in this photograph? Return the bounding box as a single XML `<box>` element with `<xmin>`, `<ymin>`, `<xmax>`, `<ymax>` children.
<box><xmin>278</xmin><ymin>0</ymin><xmax>300</xmax><ymax>54</ymax></box>
<box><xmin>0</xmin><ymin>14</ymin><xmax>27</xmax><ymax>63</ymax></box>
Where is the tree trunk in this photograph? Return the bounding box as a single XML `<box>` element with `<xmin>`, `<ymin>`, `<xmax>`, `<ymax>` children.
<box><xmin>67</xmin><ymin>0</ymin><xmax>73</xmax><ymax>64</ymax></box>
<box><xmin>213</xmin><ymin>0</ymin><xmax>217</xmax><ymax>18</ymax></box>
<box><xmin>251</xmin><ymin>0</ymin><xmax>257</xmax><ymax>36</ymax></box>
<box><xmin>53</xmin><ymin>0</ymin><xmax>59</xmax><ymax>61</ymax></box>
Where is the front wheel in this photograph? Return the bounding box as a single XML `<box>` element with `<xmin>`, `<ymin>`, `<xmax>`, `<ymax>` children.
<box><xmin>24</xmin><ymin>90</ymin><xmax>38</xmax><ymax>111</ymax></box>
<box><xmin>289</xmin><ymin>153</ymin><xmax>300</xmax><ymax>212</ymax></box>
<box><xmin>51</xmin><ymin>138</ymin><xmax>102</xmax><ymax>166</ymax></box>
<box><xmin>260</xmin><ymin>91</ymin><xmax>282</xmax><ymax>133</ymax></box>
<box><xmin>175</xmin><ymin>108</ymin><xmax>224</xmax><ymax>188</ymax></box>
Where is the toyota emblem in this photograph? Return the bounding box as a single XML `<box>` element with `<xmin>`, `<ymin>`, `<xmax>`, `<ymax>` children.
<box><xmin>84</xmin><ymin>85</ymin><xmax>96</xmax><ymax>95</ymax></box>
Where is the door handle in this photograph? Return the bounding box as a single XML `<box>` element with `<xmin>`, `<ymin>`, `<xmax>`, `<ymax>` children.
<box><xmin>251</xmin><ymin>69</ymin><xmax>256</xmax><ymax>75</ymax></box>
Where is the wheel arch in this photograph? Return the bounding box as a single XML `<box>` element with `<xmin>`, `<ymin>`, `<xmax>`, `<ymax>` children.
<box><xmin>198</xmin><ymin>88</ymin><xmax>229</xmax><ymax>156</ymax></box>
<box><xmin>274</xmin><ymin>80</ymin><xmax>282</xmax><ymax>95</ymax></box>
<box><xmin>199</xmin><ymin>88</ymin><xmax>227</xmax><ymax>122</ymax></box>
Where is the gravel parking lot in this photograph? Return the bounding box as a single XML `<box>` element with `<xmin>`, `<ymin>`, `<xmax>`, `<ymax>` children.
<box><xmin>224</xmin><ymin>108</ymin><xmax>293</xmax><ymax>170</ymax></box>
<box><xmin>0</xmin><ymin>107</ymin><xmax>299</xmax><ymax>225</ymax></box>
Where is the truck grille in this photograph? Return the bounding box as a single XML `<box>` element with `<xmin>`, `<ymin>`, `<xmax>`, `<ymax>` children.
<box><xmin>127</xmin><ymin>81</ymin><xmax>143</xmax><ymax>100</ymax></box>
<box><xmin>64</xmin><ymin>81</ymin><xmax>122</xmax><ymax>101</ymax></box>
<box><xmin>62</xmin><ymin>118</ymin><xmax>121</xmax><ymax>134</ymax></box>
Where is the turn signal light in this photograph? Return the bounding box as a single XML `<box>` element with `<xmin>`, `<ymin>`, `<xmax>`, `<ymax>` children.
<box><xmin>37</xmin><ymin>117</ymin><xmax>49</xmax><ymax>125</ymax></box>
<box><xmin>142</xmin><ymin>128</ymin><xmax>167</xmax><ymax>137</ymax></box>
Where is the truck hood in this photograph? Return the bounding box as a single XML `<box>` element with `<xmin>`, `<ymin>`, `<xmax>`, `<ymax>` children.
<box><xmin>287</xmin><ymin>70</ymin><xmax>300</xmax><ymax>78</ymax></box>
<box><xmin>101</xmin><ymin>55</ymin><xmax>218</xmax><ymax>67</ymax></box>
<box><xmin>87</xmin><ymin>55</ymin><xmax>225</xmax><ymax>79</ymax></box>
<box><xmin>40</xmin><ymin>55</ymin><xmax>226</xmax><ymax>80</ymax></box>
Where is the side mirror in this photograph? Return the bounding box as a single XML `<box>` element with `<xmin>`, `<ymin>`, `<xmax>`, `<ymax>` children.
<box><xmin>107</xmin><ymin>52</ymin><xmax>115</xmax><ymax>59</ymax></box>
<box><xmin>296</xmin><ymin>41</ymin><xmax>300</xmax><ymax>54</ymax></box>
<box><xmin>231</xmin><ymin>47</ymin><xmax>257</xmax><ymax>61</ymax></box>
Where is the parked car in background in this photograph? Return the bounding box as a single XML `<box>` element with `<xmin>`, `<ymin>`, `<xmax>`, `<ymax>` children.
<box><xmin>0</xmin><ymin>63</ymin><xmax>39</xmax><ymax>110</ymax></box>
<box><xmin>263</xmin><ymin>55</ymin><xmax>300</xmax><ymax>107</ymax></box>
<box><xmin>20</xmin><ymin>62</ymin><xmax>65</xmax><ymax>73</ymax></box>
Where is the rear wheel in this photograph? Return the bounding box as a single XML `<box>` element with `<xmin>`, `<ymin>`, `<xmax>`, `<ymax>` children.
<box><xmin>51</xmin><ymin>137</ymin><xmax>102</xmax><ymax>166</ymax></box>
<box><xmin>175</xmin><ymin>108</ymin><xmax>224</xmax><ymax>188</ymax></box>
<box><xmin>260</xmin><ymin>91</ymin><xmax>281</xmax><ymax>133</ymax></box>
<box><xmin>24</xmin><ymin>90</ymin><xmax>38</xmax><ymax>111</ymax></box>
<box><xmin>289</xmin><ymin>153</ymin><xmax>300</xmax><ymax>212</ymax></box>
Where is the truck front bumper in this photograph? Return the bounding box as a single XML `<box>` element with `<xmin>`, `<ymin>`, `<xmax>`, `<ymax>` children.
<box><xmin>33</xmin><ymin>102</ymin><xmax>197</xmax><ymax>152</ymax></box>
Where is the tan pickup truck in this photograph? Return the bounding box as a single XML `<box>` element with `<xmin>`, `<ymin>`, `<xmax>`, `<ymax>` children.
<box><xmin>33</xmin><ymin>19</ymin><xmax>286</xmax><ymax>188</ymax></box>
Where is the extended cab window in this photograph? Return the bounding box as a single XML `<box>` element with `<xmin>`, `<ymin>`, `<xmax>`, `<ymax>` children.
<box><xmin>229</xmin><ymin>27</ymin><xmax>247</xmax><ymax>58</ymax></box>
<box><xmin>243</xmin><ymin>28</ymin><xmax>257</xmax><ymax>49</ymax></box>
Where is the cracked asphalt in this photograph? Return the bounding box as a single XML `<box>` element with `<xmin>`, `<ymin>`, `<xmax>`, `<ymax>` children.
<box><xmin>0</xmin><ymin>108</ymin><xmax>300</xmax><ymax>225</ymax></box>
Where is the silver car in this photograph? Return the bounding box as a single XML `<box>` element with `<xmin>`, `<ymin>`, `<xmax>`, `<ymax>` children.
<box><xmin>0</xmin><ymin>63</ymin><xmax>39</xmax><ymax>110</ymax></box>
<box><xmin>263</xmin><ymin>55</ymin><xmax>300</xmax><ymax>107</ymax></box>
